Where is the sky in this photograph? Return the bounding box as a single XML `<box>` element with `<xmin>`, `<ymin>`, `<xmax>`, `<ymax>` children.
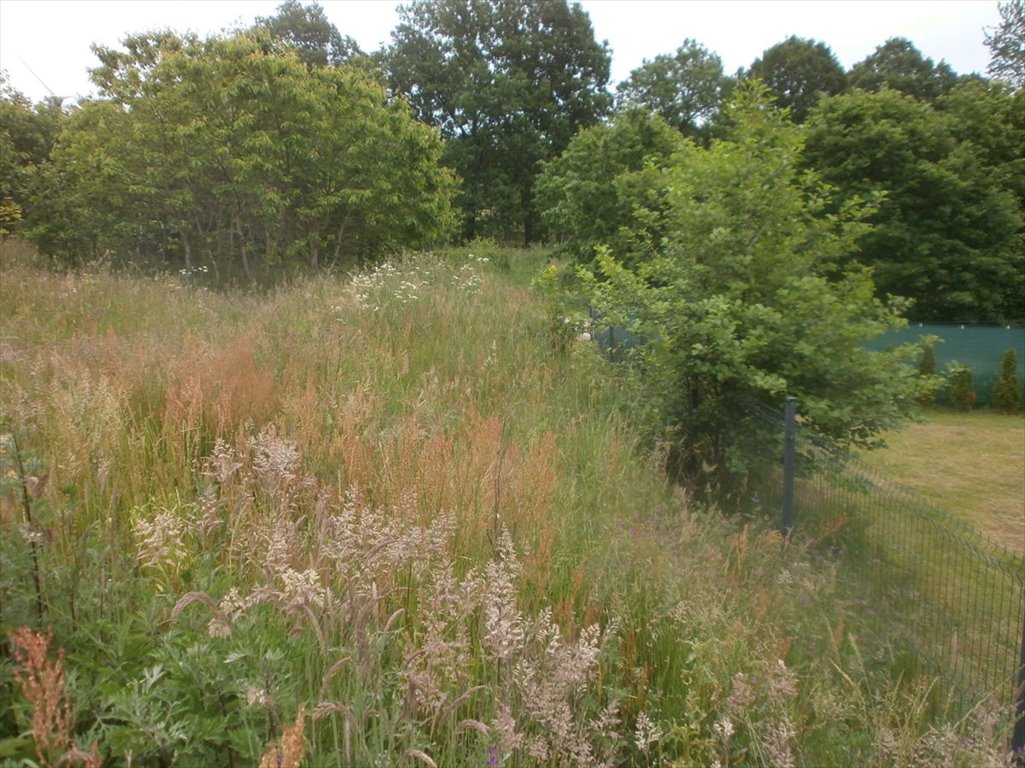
<box><xmin>0</xmin><ymin>0</ymin><xmax>1002</xmax><ymax>104</ymax></box>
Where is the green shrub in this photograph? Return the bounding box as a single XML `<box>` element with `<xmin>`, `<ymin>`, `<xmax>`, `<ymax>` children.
<box><xmin>991</xmin><ymin>348</ymin><xmax>1022</xmax><ymax>412</ymax></box>
<box><xmin>546</xmin><ymin>83</ymin><xmax>925</xmax><ymax>490</ymax></box>
<box><xmin>916</xmin><ymin>342</ymin><xmax>939</xmax><ymax>405</ymax></box>
<box><xmin>917</xmin><ymin>343</ymin><xmax>936</xmax><ymax>376</ymax></box>
<box><xmin>946</xmin><ymin>362</ymin><xmax>977</xmax><ymax>411</ymax></box>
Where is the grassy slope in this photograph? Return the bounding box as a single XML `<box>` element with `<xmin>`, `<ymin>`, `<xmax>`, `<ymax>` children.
<box><xmin>0</xmin><ymin>241</ymin><xmax>1014</xmax><ymax>767</ymax></box>
<box><xmin>861</xmin><ymin>412</ymin><xmax>1025</xmax><ymax>554</ymax></box>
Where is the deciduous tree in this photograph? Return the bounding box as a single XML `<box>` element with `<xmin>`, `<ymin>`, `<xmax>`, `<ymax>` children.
<box><xmin>384</xmin><ymin>0</ymin><xmax>611</xmax><ymax>244</ymax></box>
<box><xmin>615</xmin><ymin>39</ymin><xmax>731</xmax><ymax>140</ymax></box>
<box><xmin>746</xmin><ymin>36</ymin><xmax>846</xmax><ymax>122</ymax></box>
<box><xmin>0</xmin><ymin>74</ymin><xmax>65</xmax><ymax>236</ymax></box>
<box><xmin>27</xmin><ymin>31</ymin><xmax>455</xmax><ymax>280</ymax></box>
<box><xmin>254</xmin><ymin>0</ymin><xmax>362</xmax><ymax>67</ymax></box>
<box><xmin>985</xmin><ymin>0</ymin><xmax>1025</xmax><ymax>89</ymax></box>
<box><xmin>545</xmin><ymin>84</ymin><xmax>922</xmax><ymax>487</ymax></box>
<box><xmin>804</xmin><ymin>87</ymin><xmax>1024</xmax><ymax>323</ymax></box>
<box><xmin>536</xmin><ymin>107</ymin><xmax>685</xmax><ymax>266</ymax></box>
<box><xmin>848</xmin><ymin>37</ymin><xmax>959</xmax><ymax>101</ymax></box>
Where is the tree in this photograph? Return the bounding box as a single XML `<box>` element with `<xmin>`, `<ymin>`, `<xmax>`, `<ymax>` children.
<box><xmin>746</xmin><ymin>36</ymin><xmax>846</xmax><ymax>122</ymax></box>
<box><xmin>0</xmin><ymin>73</ymin><xmax>65</xmax><ymax>236</ymax></box>
<box><xmin>384</xmin><ymin>0</ymin><xmax>611</xmax><ymax>244</ymax></box>
<box><xmin>548</xmin><ymin>84</ymin><xmax>922</xmax><ymax>488</ymax></box>
<box><xmin>27</xmin><ymin>31</ymin><xmax>456</xmax><ymax>280</ymax></box>
<box><xmin>804</xmin><ymin>87</ymin><xmax>1024</xmax><ymax>323</ymax></box>
<box><xmin>936</xmin><ymin>78</ymin><xmax>1025</xmax><ymax>256</ymax></box>
<box><xmin>946</xmin><ymin>363</ymin><xmax>977</xmax><ymax>411</ymax></box>
<box><xmin>848</xmin><ymin>37</ymin><xmax>959</xmax><ymax>101</ymax></box>
<box><xmin>535</xmin><ymin>108</ymin><xmax>686</xmax><ymax>265</ymax></box>
<box><xmin>918</xmin><ymin>343</ymin><xmax>937</xmax><ymax>376</ymax></box>
<box><xmin>255</xmin><ymin>0</ymin><xmax>362</xmax><ymax>67</ymax></box>
<box><xmin>916</xmin><ymin>342</ymin><xmax>939</xmax><ymax>405</ymax></box>
<box><xmin>991</xmin><ymin>349</ymin><xmax>1023</xmax><ymax>411</ymax></box>
<box><xmin>985</xmin><ymin>0</ymin><xmax>1025</xmax><ymax>89</ymax></box>
<box><xmin>615</xmin><ymin>39</ymin><xmax>731</xmax><ymax>141</ymax></box>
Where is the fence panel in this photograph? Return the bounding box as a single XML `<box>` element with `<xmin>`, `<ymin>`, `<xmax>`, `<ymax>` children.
<box><xmin>867</xmin><ymin>323</ymin><xmax>1025</xmax><ymax>406</ymax></box>
<box><xmin>746</xmin><ymin>401</ymin><xmax>1025</xmax><ymax>734</ymax></box>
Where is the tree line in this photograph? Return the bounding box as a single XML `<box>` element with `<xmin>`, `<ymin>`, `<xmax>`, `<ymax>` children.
<box><xmin>1</xmin><ymin>0</ymin><xmax>1023</xmax><ymax>320</ymax></box>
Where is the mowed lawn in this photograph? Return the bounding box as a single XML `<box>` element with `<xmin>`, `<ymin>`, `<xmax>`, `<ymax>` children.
<box><xmin>861</xmin><ymin>411</ymin><xmax>1025</xmax><ymax>554</ymax></box>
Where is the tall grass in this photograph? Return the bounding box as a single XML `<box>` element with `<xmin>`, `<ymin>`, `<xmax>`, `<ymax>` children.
<box><xmin>0</xmin><ymin>239</ymin><xmax>1014</xmax><ymax>766</ymax></box>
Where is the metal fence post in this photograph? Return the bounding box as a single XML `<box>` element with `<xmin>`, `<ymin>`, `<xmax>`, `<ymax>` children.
<box><xmin>781</xmin><ymin>396</ymin><xmax>797</xmax><ymax>538</ymax></box>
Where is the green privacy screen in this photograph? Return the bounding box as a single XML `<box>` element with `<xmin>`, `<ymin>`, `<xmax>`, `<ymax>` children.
<box><xmin>867</xmin><ymin>323</ymin><xmax>1025</xmax><ymax>406</ymax></box>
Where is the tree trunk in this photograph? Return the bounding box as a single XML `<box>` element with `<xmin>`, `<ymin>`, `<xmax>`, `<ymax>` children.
<box><xmin>235</xmin><ymin>218</ymin><xmax>254</xmax><ymax>284</ymax></box>
<box><xmin>179</xmin><ymin>221</ymin><xmax>192</xmax><ymax>271</ymax></box>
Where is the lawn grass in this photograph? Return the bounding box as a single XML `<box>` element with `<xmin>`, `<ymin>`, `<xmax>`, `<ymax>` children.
<box><xmin>860</xmin><ymin>410</ymin><xmax>1025</xmax><ymax>554</ymax></box>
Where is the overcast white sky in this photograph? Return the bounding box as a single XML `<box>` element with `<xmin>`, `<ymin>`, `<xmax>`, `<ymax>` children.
<box><xmin>0</xmin><ymin>0</ymin><xmax>1001</xmax><ymax>104</ymax></box>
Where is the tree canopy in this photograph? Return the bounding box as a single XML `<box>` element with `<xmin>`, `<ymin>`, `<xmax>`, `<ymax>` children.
<box><xmin>26</xmin><ymin>31</ymin><xmax>455</xmax><ymax>282</ymax></box>
<box><xmin>615</xmin><ymin>39</ymin><xmax>731</xmax><ymax>140</ymax></box>
<box><xmin>985</xmin><ymin>0</ymin><xmax>1025</xmax><ymax>89</ymax></box>
<box><xmin>848</xmin><ymin>37</ymin><xmax>959</xmax><ymax>101</ymax></box>
<box><xmin>541</xmin><ymin>84</ymin><xmax>922</xmax><ymax>485</ymax></box>
<box><xmin>3</xmin><ymin>3</ymin><xmax>1021</xmax><ymax>333</ymax></box>
<box><xmin>746</xmin><ymin>36</ymin><xmax>846</xmax><ymax>122</ymax></box>
<box><xmin>254</xmin><ymin>0</ymin><xmax>363</xmax><ymax>67</ymax></box>
<box><xmin>384</xmin><ymin>0</ymin><xmax>611</xmax><ymax>244</ymax></box>
<box><xmin>804</xmin><ymin>86</ymin><xmax>1024</xmax><ymax>323</ymax></box>
<box><xmin>536</xmin><ymin>107</ymin><xmax>686</xmax><ymax>266</ymax></box>
<box><xmin>0</xmin><ymin>74</ymin><xmax>64</xmax><ymax>235</ymax></box>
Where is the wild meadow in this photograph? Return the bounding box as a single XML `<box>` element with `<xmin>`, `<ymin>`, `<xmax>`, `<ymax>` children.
<box><xmin>0</xmin><ymin>239</ymin><xmax>1015</xmax><ymax>767</ymax></box>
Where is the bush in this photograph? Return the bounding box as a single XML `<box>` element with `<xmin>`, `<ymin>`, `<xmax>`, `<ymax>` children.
<box><xmin>991</xmin><ymin>348</ymin><xmax>1022</xmax><ymax>412</ymax></box>
<box><xmin>544</xmin><ymin>83</ymin><xmax>925</xmax><ymax>491</ymax></box>
<box><xmin>27</xmin><ymin>31</ymin><xmax>456</xmax><ymax>281</ymax></box>
<box><xmin>917</xmin><ymin>343</ymin><xmax>936</xmax><ymax>376</ymax></box>
<box><xmin>946</xmin><ymin>362</ymin><xmax>977</xmax><ymax>411</ymax></box>
<box><xmin>916</xmin><ymin>342</ymin><xmax>939</xmax><ymax>405</ymax></box>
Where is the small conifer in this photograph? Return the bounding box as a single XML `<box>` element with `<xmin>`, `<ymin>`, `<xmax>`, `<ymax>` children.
<box><xmin>991</xmin><ymin>348</ymin><xmax>1022</xmax><ymax>412</ymax></box>
<box><xmin>918</xmin><ymin>343</ymin><xmax>936</xmax><ymax>376</ymax></box>
<box><xmin>947</xmin><ymin>363</ymin><xmax>977</xmax><ymax>411</ymax></box>
<box><xmin>917</xmin><ymin>343</ymin><xmax>938</xmax><ymax>405</ymax></box>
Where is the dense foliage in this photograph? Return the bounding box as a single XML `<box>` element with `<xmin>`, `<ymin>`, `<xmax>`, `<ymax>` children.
<box><xmin>19</xmin><ymin>30</ymin><xmax>456</xmax><ymax>282</ymax></box>
<box><xmin>541</xmin><ymin>85</ymin><xmax>924</xmax><ymax>487</ymax></box>
<box><xmin>254</xmin><ymin>0</ymin><xmax>363</xmax><ymax>67</ymax></box>
<box><xmin>0</xmin><ymin>76</ymin><xmax>62</xmax><ymax>235</ymax></box>
<box><xmin>746</xmin><ymin>36</ymin><xmax>846</xmax><ymax>123</ymax></box>
<box><xmin>804</xmin><ymin>85</ymin><xmax>1024</xmax><ymax>323</ymax></box>
<box><xmin>384</xmin><ymin>0</ymin><xmax>611</xmax><ymax>244</ymax></box>
<box><xmin>535</xmin><ymin>108</ymin><xmax>686</xmax><ymax>267</ymax></box>
<box><xmin>615</xmin><ymin>39</ymin><xmax>732</xmax><ymax>141</ymax></box>
<box><xmin>847</xmin><ymin>37</ymin><xmax>960</xmax><ymax>102</ymax></box>
<box><xmin>3</xmin><ymin>0</ymin><xmax>1022</xmax><ymax>316</ymax></box>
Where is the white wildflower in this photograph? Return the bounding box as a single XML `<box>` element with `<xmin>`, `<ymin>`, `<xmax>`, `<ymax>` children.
<box><xmin>634</xmin><ymin>711</ymin><xmax>661</xmax><ymax>754</ymax></box>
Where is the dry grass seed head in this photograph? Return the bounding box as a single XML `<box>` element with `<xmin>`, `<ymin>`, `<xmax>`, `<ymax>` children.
<box><xmin>7</xmin><ymin>627</ymin><xmax>101</xmax><ymax>767</ymax></box>
<box><xmin>259</xmin><ymin>704</ymin><xmax>306</xmax><ymax>768</ymax></box>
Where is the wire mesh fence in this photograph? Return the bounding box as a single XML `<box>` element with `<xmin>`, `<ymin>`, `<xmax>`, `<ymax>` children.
<box><xmin>742</xmin><ymin>399</ymin><xmax>1025</xmax><ymax>741</ymax></box>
